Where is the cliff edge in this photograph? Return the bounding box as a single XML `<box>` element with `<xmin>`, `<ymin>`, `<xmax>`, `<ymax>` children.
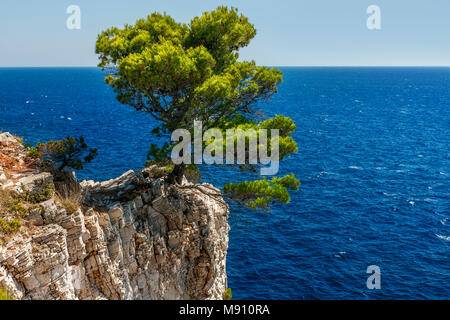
<box><xmin>0</xmin><ymin>132</ymin><xmax>230</xmax><ymax>300</ymax></box>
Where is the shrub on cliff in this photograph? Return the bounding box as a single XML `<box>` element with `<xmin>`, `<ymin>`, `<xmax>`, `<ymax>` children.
<box><xmin>0</xmin><ymin>218</ymin><xmax>21</xmax><ymax>234</ymax></box>
<box><xmin>34</xmin><ymin>136</ymin><xmax>98</xmax><ymax>171</ymax></box>
<box><xmin>96</xmin><ymin>6</ymin><xmax>300</xmax><ymax>209</ymax></box>
<box><xmin>223</xmin><ymin>288</ymin><xmax>232</xmax><ymax>300</ymax></box>
<box><xmin>0</xmin><ymin>188</ymin><xmax>46</xmax><ymax>236</ymax></box>
<box><xmin>24</xmin><ymin>136</ymin><xmax>96</xmax><ymax>199</ymax></box>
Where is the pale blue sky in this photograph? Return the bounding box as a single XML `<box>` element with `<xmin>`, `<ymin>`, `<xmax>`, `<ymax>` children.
<box><xmin>0</xmin><ymin>0</ymin><xmax>448</xmax><ymax>66</ymax></box>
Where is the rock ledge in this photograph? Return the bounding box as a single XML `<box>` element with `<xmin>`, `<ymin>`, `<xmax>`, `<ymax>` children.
<box><xmin>0</xmin><ymin>133</ymin><xmax>229</xmax><ymax>300</ymax></box>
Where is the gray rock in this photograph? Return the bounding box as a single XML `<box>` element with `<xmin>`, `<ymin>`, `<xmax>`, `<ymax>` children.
<box><xmin>1</xmin><ymin>138</ymin><xmax>230</xmax><ymax>300</ymax></box>
<box><xmin>0</xmin><ymin>132</ymin><xmax>19</xmax><ymax>144</ymax></box>
<box><xmin>26</xmin><ymin>205</ymin><xmax>45</xmax><ymax>226</ymax></box>
<box><xmin>147</xmin><ymin>206</ymin><xmax>167</xmax><ymax>236</ymax></box>
<box><xmin>108</xmin><ymin>203</ymin><xmax>124</xmax><ymax>220</ymax></box>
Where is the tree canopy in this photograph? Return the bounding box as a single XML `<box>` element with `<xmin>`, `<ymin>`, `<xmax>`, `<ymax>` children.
<box><xmin>96</xmin><ymin>6</ymin><xmax>300</xmax><ymax>209</ymax></box>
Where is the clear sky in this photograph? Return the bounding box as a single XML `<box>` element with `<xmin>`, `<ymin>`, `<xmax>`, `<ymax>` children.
<box><xmin>0</xmin><ymin>0</ymin><xmax>448</xmax><ymax>67</ymax></box>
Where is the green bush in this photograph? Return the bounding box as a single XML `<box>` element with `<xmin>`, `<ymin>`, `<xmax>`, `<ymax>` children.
<box><xmin>7</xmin><ymin>198</ymin><xmax>29</xmax><ymax>218</ymax></box>
<box><xmin>35</xmin><ymin>136</ymin><xmax>98</xmax><ymax>171</ymax></box>
<box><xmin>26</xmin><ymin>147</ymin><xmax>40</xmax><ymax>158</ymax></box>
<box><xmin>95</xmin><ymin>6</ymin><xmax>300</xmax><ymax>191</ymax></box>
<box><xmin>0</xmin><ymin>218</ymin><xmax>22</xmax><ymax>234</ymax></box>
<box><xmin>149</xmin><ymin>166</ymin><xmax>174</xmax><ymax>179</ymax></box>
<box><xmin>224</xmin><ymin>174</ymin><xmax>300</xmax><ymax>209</ymax></box>
<box><xmin>0</xmin><ymin>287</ymin><xmax>13</xmax><ymax>300</ymax></box>
<box><xmin>22</xmin><ymin>182</ymin><xmax>54</xmax><ymax>203</ymax></box>
<box><xmin>223</xmin><ymin>288</ymin><xmax>232</xmax><ymax>300</ymax></box>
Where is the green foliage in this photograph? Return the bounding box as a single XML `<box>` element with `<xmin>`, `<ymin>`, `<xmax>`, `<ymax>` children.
<box><xmin>6</xmin><ymin>198</ymin><xmax>29</xmax><ymax>218</ymax></box>
<box><xmin>26</xmin><ymin>146</ymin><xmax>40</xmax><ymax>158</ymax></box>
<box><xmin>1</xmin><ymin>188</ymin><xmax>26</xmax><ymax>214</ymax></box>
<box><xmin>0</xmin><ymin>185</ymin><xmax>53</xmax><ymax>237</ymax></box>
<box><xmin>0</xmin><ymin>187</ymin><xmax>49</xmax><ymax>236</ymax></box>
<box><xmin>146</xmin><ymin>143</ymin><xmax>172</xmax><ymax>166</ymax></box>
<box><xmin>224</xmin><ymin>174</ymin><xmax>300</xmax><ymax>209</ymax></box>
<box><xmin>185</xmin><ymin>164</ymin><xmax>202</xmax><ymax>183</ymax></box>
<box><xmin>223</xmin><ymin>288</ymin><xmax>232</xmax><ymax>300</ymax></box>
<box><xmin>149</xmin><ymin>166</ymin><xmax>174</xmax><ymax>179</ymax></box>
<box><xmin>0</xmin><ymin>218</ymin><xmax>22</xmax><ymax>234</ymax></box>
<box><xmin>96</xmin><ymin>6</ymin><xmax>300</xmax><ymax>207</ymax></box>
<box><xmin>35</xmin><ymin>136</ymin><xmax>98</xmax><ymax>171</ymax></box>
<box><xmin>271</xmin><ymin>174</ymin><xmax>301</xmax><ymax>189</ymax></box>
<box><xmin>186</xmin><ymin>6</ymin><xmax>256</xmax><ymax>72</ymax></box>
<box><xmin>96</xmin><ymin>6</ymin><xmax>282</xmax><ymax>134</ymax></box>
<box><xmin>144</xmin><ymin>143</ymin><xmax>204</xmax><ymax>182</ymax></box>
<box><xmin>144</xmin><ymin>143</ymin><xmax>173</xmax><ymax>178</ymax></box>
<box><xmin>205</xmin><ymin>114</ymin><xmax>298</xmax><ymax>162</ymax></box>
<box><xmin>22</xmin><ymin>183</ymin><xmax>54</xmax><ymax>204</ymax></box>
<box><xmin>0</xmin><ymin>287</ymin><xmax>13</xmax><ymax>300</ymax></box>
<box><xmin>260</xmin><ymin>115</ymin><xmax>296</xmax><ymax>137</ymax></box>
<box><xmin>96</xmin><ymin>12</ymin><xmax>188</xmax><ymax>68</ymax></box>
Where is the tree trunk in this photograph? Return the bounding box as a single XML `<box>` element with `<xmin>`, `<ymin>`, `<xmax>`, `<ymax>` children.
<box><xmin>167</xmin><ymin>163</ymin><xmax>186</xmax><ymax>185</ymax></box>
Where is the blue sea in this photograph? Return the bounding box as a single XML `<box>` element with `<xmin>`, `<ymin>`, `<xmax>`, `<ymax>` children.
<box><xmin>0</xmin><ymin>67</ymin><xmax>449</xmax><ymax>299</ymax></box>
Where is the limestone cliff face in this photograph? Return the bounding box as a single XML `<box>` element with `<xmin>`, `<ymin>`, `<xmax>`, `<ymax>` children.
<box><xmin>0</xmin><ymin>132</ymin><xmax>230</xmax><ymax>300</ymax></box>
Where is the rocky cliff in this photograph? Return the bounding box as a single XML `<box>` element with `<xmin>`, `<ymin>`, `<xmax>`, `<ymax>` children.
<box><xmin>0</xmin><ymin>132</ymin><xmax>230</xmax><ymax>300</ymax></box>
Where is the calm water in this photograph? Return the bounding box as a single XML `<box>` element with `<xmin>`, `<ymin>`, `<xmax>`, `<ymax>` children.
<box><xmin>0</xmin><ymin>67</ymin><xmax>449</xmax><ymax>299</ymax></box>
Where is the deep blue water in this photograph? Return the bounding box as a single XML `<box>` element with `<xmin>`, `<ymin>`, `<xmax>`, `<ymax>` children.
<box><xmin>0</xmin><ymin>67</ymin><xmax>449</xmax><ymax>299</ymax></box>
